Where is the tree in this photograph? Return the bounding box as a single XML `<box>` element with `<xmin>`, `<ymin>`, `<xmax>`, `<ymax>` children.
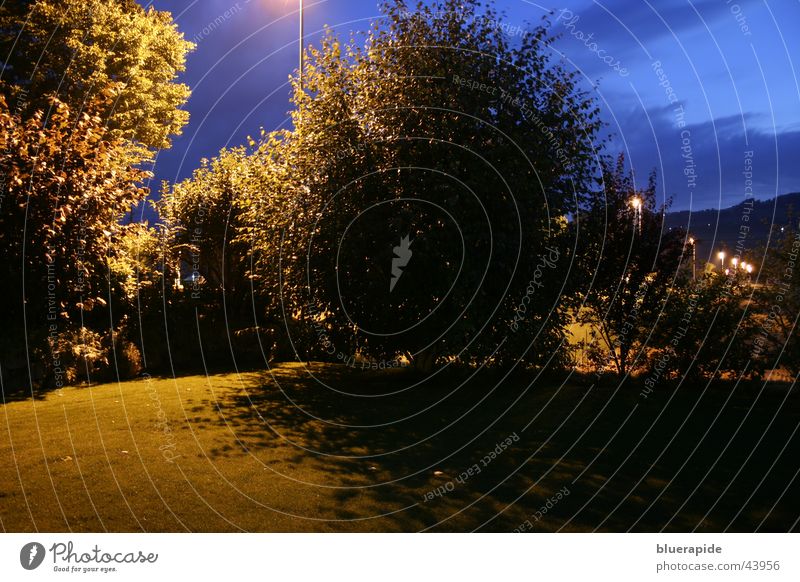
<box><xmin>574</xmin><ymin>155</ymin><xmax>686</xmax><ymax>378</ymax></box>
<box><xmin>241</xmin><ymin>0</ymin><xmax>603</xmax><ymax>370</ymax></box>
<box><xmin>748</xmin><ymin>224</ymin><xmax>800</xmax><ymax>377</ymax></box>
<box><xmin>0</xmin><ymin>94</ymin><xmax>150</xmax><ymax>386</ymax></box>
<box><xmin>108</xmin><ymin>221</ymin><xmax>166</xmax><ymax>308</ymax></box>
<box><xmin>160</xmin><ymin>148</ymin><xmax>253</xmax><ymax>304</ymax></box>
<box><xmin>647</xmin><ymin>270</ymin><xmax>757</xmax><ymax>386</ymax></box>
<box><xmin>0</xmin><ymin>0</ymin><xmax>193</xmax><ymax>149</ymax></box>
<box><xmin>158</xmin><ymin>143</ymin><xmax>295</xmax><ymax>367</ymax></box>
<box><xmin>0</xmin><ymin>0</ymin><xmax>193</xmax><ymax>388</ymax></box>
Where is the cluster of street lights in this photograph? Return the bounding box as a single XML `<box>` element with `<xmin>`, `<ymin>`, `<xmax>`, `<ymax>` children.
<box><xmin>627</xmin><ymin>197</ymin><xmax>757</xmax><ymax>279</ymax></box>
<box><xmin>716</xmin><ymin>251</ymin><xmax>753</xmax><ymax>275</ymax></box>
<box><xmin>680</xmin><ymin>235</ymin><xmax>756</xmax><ymax>281</ymax></box>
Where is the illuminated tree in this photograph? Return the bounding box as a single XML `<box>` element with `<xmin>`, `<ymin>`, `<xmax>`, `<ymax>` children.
<box><xmin>236</xmin><ymin>0</ymin><xmax>603</xmax><ymax>369</ymax></box>
<box><xmin>0</xmin><ymin>0</ymin><xmax>193</xmax><ymax>149</ymax></box>
<box><xmin>574</xmin><ymin>155</ymin><xmax>686</xmax><ymax>377</ymax></box>
<box><xmin>0</xmin><ymin>95</ymin><xmax>150</xmax><ymax>384</ymax></box>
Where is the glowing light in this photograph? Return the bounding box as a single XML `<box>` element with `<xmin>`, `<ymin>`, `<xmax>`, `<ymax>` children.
<box><xmin>630</xmin><ymin>197</ymin><xmax>643</xmax><ymax>234</ymax></box>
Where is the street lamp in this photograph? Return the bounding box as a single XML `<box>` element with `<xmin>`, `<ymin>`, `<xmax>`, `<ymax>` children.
<box><xmin>688</xmin><ymin>236</ymin><xmax>696</xmax><ymax>280</ymax></box>
<box><xmin>298</xmin><ymin>0</ymin><xmax>304</xmax><ymax>90</ymax></box>
<box><xmin>731</xmin><ymin>257</ymin><xmax>739</xmax><ymax>269</ymax></box>
<box><xmin>630</xmin><ymin>196</ymin><xmax>642</xmax><ymax>235</ymax></box>
<box><xmin>717</xmin><ymin>251</ymin><xmax>725</xmax><ymax>268</ymax></box>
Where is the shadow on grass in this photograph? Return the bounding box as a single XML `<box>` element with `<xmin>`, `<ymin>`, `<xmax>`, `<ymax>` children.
<box><xmin>198</xmin><ymin>363</ymin><xmax>800</xmax><ymax>532</ymax></box>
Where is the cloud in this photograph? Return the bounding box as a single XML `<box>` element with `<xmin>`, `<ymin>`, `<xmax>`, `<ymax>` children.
<box><xmin>610</xmin><ymin>104</ymin><xmax>800</xmax><ymax>210</ymax></box>
<box><xmin>548</xmin><ymin>0</ymin><xmax>759</xmax><ymax>79</ymax></box>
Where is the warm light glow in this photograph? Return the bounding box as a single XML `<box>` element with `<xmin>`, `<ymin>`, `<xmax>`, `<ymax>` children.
<box><xmin>746</xmin><ymin>264</ymin><xmax>753</xmax><ymax>273</ymax></box>
<box><xmin>731</xmin><ymin>257</ymin><xmax>739</xmax><ymax>267</ymax></box>
<box><xmin>740</xmin><ymin>261</ymin><xmax>747</xmax><ymax>270</ymax></box>
<box><xmin>688</xmin><ymin>237</ymin><xmax>695</xmax><ymax>245</ymax></box>
<box><xmin>718</xmin><ymin>251</ymin><xmax>726</xmax><ymax>262</ymax></box>
<box><xmin>630</xmin><ymin>196</ymin><xmax>642</xmax><ymax>209</ymax></box>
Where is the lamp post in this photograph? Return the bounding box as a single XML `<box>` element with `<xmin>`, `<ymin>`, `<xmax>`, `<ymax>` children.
<box><xmin>298</xmin><ymin>0</ymin><xmax>304</xmax><ymax>90</ymax></box>
<box><xmin>717</xmin><ymin>251</ymin><xmax>726</xmax><ymax>269</ymax></box>
<box><xmin>688</xmin><ymin>236</ymin><xmax>696</xmax><ymax>280</ymax></box>
<box><xmin>630</xmin><ymin>196</ymin><xmax>642</xmax><ymax>235</ymax></box>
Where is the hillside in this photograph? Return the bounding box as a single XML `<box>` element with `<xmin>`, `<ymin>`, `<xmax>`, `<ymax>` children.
<box><xmin>664</xmin><ymin>192</ymin><xmax>800</xmax><ymax>264</ymax></box>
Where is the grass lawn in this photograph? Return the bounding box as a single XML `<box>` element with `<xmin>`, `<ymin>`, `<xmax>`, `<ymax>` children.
<box><xmin>1</xmin><ymin>363</ymin><xmax>798</xmax><ymax>532</ymax></box>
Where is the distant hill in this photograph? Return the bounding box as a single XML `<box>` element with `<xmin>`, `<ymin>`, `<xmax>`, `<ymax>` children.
<box><xmin>663</xmin><ymin>192</ymin><xmax>800</xmax><ymax>264</ymax></box>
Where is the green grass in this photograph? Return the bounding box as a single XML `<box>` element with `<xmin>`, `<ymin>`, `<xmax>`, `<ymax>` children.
<box><xmin>1</xmin><ymin>363</ymin><xmax>798</xmax><ymax>532</ymax></box>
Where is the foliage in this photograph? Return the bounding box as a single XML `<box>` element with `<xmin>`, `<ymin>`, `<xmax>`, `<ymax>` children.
<box><xmin>647</xmin><ymin>271</ymin><xmax>758</xmax><ymax>384</ymax></box>
<box><xmin>236</xmin><ymin>0</ymin><xmax>603</xmax><ymax>369</ymax></box>
<box><xmin>0</xmin><ymin>0</ymin><xmax>192</xmax><ymax>388</ymax></box>
<box><xmin>749</xmin><ymin>224</ymin><xmax>800</xmax><ymax>377</ymax></box>
<box><xmin>0</xmin><ymin>0</ymin><xmax>193</xmax><ymax>149</ymax></box>
<box><xmin>0</xmin><ymin>94</ymin><xmax>150</xmax><ymax>379</ymax></box>
<box><xmin>574</xmin><ymin>155</ymin><xmax>686</xmax><ymax>377</ymax></box>
<box><xmin>46</xmin><ymin>326</ymin><xmax>108</xmax><ymax>385</ymax></box>
<box><xmin>160</xmin><ymin>148</ymin><xmax>253</xmax><ymax>304</ymax></box>
<box><xmin>108</xmin><ymin>222</ymin><xmax>165</xmax><ymax>304</ymax></box>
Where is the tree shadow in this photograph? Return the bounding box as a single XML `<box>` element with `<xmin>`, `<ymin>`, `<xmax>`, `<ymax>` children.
<box><xmin>199</xmin><ymin>364</ymin><xmax>800</xmax><ymax>532</ymax></box>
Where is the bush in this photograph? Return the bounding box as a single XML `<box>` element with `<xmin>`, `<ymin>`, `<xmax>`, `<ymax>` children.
<box><xmin>46</xmin><ymin>327</ymin><xmax>109</xmax><ymax>386</ymax></box>
<box><xmin>113</xmin><ymin>340</ymin><xmax>144</xmax><ymax>380</ymax></box>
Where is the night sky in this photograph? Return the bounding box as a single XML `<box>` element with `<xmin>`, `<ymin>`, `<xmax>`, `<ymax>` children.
<box><xmin>140</xmin><ymin>0</ymin><xmax>800</xmax><ymax>215</ymax></box>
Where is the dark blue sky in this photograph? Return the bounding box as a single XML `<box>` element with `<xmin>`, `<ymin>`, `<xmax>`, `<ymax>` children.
<box><xmin>141</xmin><ymin>0</ymin><xmax>800</xmax><ymax>213</ymax></box>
